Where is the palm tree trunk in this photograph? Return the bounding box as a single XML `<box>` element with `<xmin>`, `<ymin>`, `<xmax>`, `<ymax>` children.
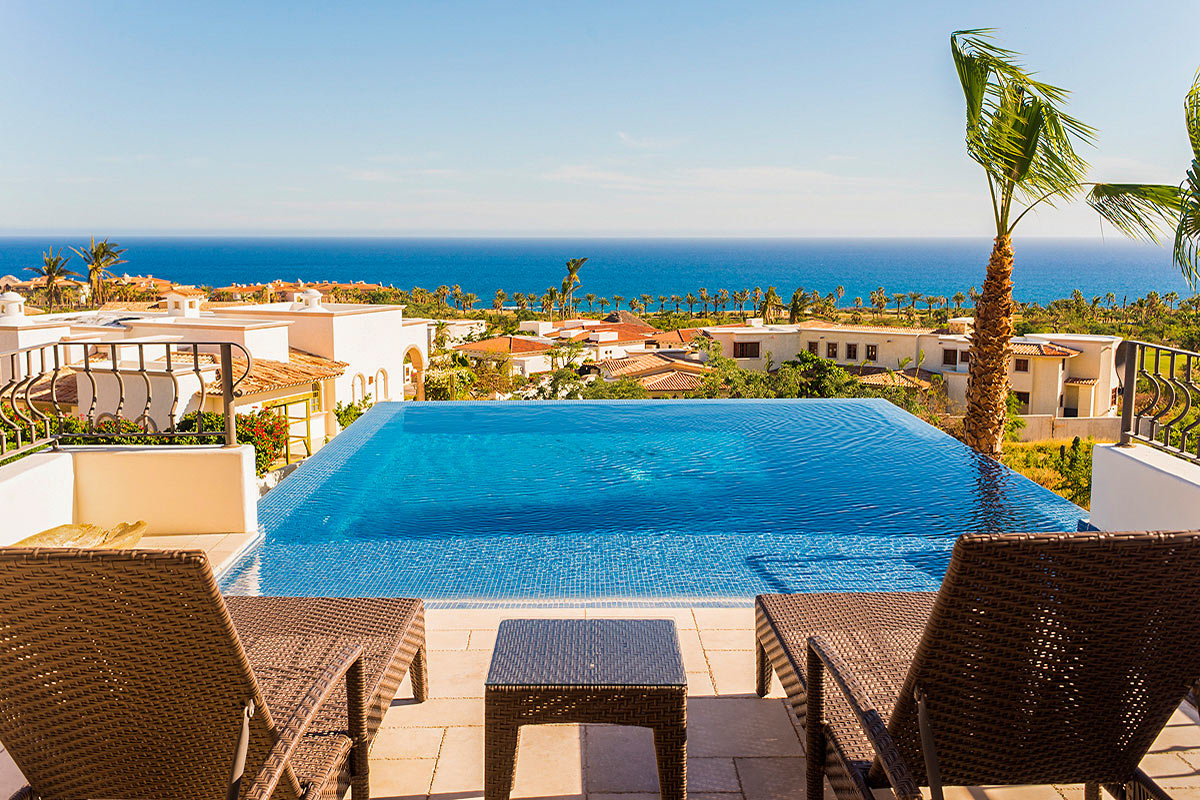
<box><xmin>963</xmin><ymin>234</ymin><xmax>1015</xmax><ymax>455</ymax></box>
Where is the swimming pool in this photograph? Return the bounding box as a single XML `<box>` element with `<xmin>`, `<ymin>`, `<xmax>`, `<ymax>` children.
<box><xmin>221</xmin><ymin>399</ymin><xmax>1086</xmax><ymax>604</ymax></box>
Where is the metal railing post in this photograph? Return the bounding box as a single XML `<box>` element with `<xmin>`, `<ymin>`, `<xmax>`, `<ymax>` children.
<box><xmin>1119</xmin><ymin>340</ymin><xmax>1138</xmax><ymax>446</ymax></box>
<box><xmin>220</xmin><ymin>343</ymin><xmax>237</xmax><ymax>447</ymax></box>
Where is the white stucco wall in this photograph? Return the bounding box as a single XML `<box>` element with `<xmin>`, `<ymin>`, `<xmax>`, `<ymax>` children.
<box><xmin>1090</xmin><ymin>443</ymin><xmax>1200</xmax><ymax>531</ymax></box>
<box><xmin>0</xmin><ymin>445</ymin><xmax>257</xmax><ymax>545</ymax></box>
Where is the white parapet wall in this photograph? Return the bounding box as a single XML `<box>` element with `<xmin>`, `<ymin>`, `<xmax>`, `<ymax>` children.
<box><xmin>0</xmin><ymin>445</ymin><xmax>258</xmax><ymax>546</ymax></box>
<box><xmin>1091</xmin><ymin>443</ymin><xmax>1200</xmax><ymax>531</ymax></box>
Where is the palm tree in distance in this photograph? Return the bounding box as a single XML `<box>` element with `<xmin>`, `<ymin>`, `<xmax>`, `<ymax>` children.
<box><xmin>71</xmin><ymin>237</ymin><xmax>127</xmax><ymax>306</ymax></box>
<box><xmin>684</xmin><ymin>293</ymin><xmax>697</xmax><ymax>316</ymax></box>
<box><xmin>598</xmin><ymin>297</ymin><xmax>610</xmax><ymax>314</ymax></box>
<box><xmin>493</xmin><ymin>289</ymin><xmax>507</xmax><ymax>310</ymax></box>
<box><xmin>952</xmin><ymin>291</ymin><xmax>966</xmax><ymax>312</ymax></box>
<box><xmin>611</xmin><ymin>295</ymin><xmax>624</xmax><ymax>314</ymax></box>
<box><xmin>585</xmin><ymin>292</ymin><xmax>597</xmax><ymax>312</ymax></box>
<box><xmin>26</xmin><ymin>248</ymin><xmax>79</xmax><ymax>312</ymax></box>
<box><xmin>563</xmin><ymin>258</ymin><xmax>587</xmax><ymax>315</ymax></box>
<box><xmin>760</xmin><ymin>286</ymin><xmax>782</xmax><ymax>323</ymax></box>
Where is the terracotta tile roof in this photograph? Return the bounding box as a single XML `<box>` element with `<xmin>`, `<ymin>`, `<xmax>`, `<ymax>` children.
<box><xmin>646</xmin><ymin>327</ymin><xmax>707</xmax><ymax>346</ymax></box>
<box><xmin>164</xmin><ymin>286</ymin><xmax>206</xmax><ymax>297</ymax></box>
<box><xmin>455</xmin><ymin>336</ymin><xmax>552</xmax><ymax>355</ymax></box>
<box><xmin>597</xmin><ymin>352</ymin><xmax>710</xmax><ymax>379</ymax></box>
<box><xmin>602</xmin><ymin>309</ymin><xmax>657</xmax><ymax>331</ymax></box>
<box><xmin>845</xmin><ymin>365</ymin><xmax>936</xmax><ymax>390</ymax></box>
<box><xmin>28</xmin><ymin>369</ymin><xmax>79</xmax><ymax>405</ymax></box>
<box><xmin>209</xmin><ymin>348</ymin><xmax>348</xmax><ymax>396</ymax></box>
<box><xmin>1063</xmin><ymin>377</ymin><xmax>1098</xmax><ymax>386</ymax></box>
<box><xmin>1012</xmin><ymin>341</ymin><xmax>1081</xmax><ymax>358</ymax></box>
<box><xmin>100</xmin><ymin>301</ymin><xmax>163</xmax><ymax>312</ymax></box>
<box><xmin>639</xmin><ymin>371</ymin><xmax>704</xmax><ymax>392</ymax></box>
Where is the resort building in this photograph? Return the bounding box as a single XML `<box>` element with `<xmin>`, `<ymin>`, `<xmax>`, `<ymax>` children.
<box><xmin>0</xmin><ymin>287</ymin><xmax>431</xmax><ymax>459</ymax></box>
<box><xmin>702</xmin><ymin>317</ymin><xmax>1121</xmax><ymax>429</ymax></box>
<box><xmin>454</xmin><ymin>334</ymin><xmax>555</xmax><ymax>376</ymax></box>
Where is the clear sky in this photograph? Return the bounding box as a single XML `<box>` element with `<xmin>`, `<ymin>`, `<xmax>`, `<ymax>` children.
<box><xmin>2</xmin><ymin>1</ymin><xmax>1197</xmax><ymax>237</ymax></box>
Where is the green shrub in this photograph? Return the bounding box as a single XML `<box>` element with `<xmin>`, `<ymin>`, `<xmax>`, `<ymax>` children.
<box><xmin>334</xmin><ymin>395</ymin><xmax>373</xmax><ymax>428</ymax></box>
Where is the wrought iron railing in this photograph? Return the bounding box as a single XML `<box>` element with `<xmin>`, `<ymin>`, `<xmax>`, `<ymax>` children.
<box><xmin>0</xmin><ymin>340</ymin><xmax>252</xmax><ymax>459</ymax></box>
<box><xmin>1119</xmin><ymin>339</ymin><xmax>1200</xmax><ymax>463</ymax></box>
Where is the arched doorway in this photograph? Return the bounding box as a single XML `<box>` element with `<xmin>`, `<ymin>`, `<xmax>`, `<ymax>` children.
<box><xmin>403</xmin><ymin>347</ymin><xmax>425</xmax><ymax>401</ymax></box>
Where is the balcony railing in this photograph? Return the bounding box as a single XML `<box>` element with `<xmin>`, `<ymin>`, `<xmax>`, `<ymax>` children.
<box><xmin>0</xmin><ymin>340</ymin><xmax>252</xmax><ymax>459</ymax></box>
<box><xmin>1119</xmin><ymin>339</ymin><xmax>1200</xmax><ymax>464</ymax></box>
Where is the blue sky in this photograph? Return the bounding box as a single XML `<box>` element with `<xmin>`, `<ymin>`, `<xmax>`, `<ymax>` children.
<box><xmin>2</xmin><ymin>1</ymin><xmax>1197</xmax><ymax>236</ymax></box>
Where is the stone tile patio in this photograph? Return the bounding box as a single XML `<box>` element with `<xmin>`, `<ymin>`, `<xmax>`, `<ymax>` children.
<box><xmin>2</xmin><ymin>595</ymin><xmax>1199</xmax><ymax>799</ymax></box>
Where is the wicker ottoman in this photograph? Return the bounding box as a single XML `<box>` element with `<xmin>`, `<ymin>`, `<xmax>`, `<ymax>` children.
<box><xmin>484</xmin><ymin>618</ymin><xmax>688</xmax><ymax>800</ymax></box>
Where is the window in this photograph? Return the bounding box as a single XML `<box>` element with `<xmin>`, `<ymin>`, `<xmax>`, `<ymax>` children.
<box><xmin>942</xmin><ymin>349</ymin><xmax>958</xmax><ymax>367</ymax></box>
<box><xmin>960</xmin><ymin>350</ymin><xmax>970</xmax><ymax>364</ymax></box>
<box><xmin>846</xmin><ymin>343</ymin><xmax>858</xmax><ymax>360</ymax></box>
<box><xmin>1111</xmin><ymin>387</ymin><xmax>1119</xmax><ymax>407</ymax></box>
<box><xmin>826</xmin><ymin>342</ymin><xmax>838</xmax><ymax>359</ymax></box>
<box><xmin>1015</xmin><ymin>358</ymin><xmax>1030</xmax><ymax>373</ymax></box>
<box><xmin>807</xmin><ymin>341</ymin><xmax>819</xmax><ymax>355</ymax></box>
<box><xmin>733</xmin><ymin>341</ymin><xmax>760</xmax><ymax>359</ymax></box>
<box><xmin>1014</xmin><ymin>391</ymin><xmax>1030</xmax><ymax>409</ymax></box>
<box><xmin>865</xmin><ymin>344</ymin><xmax>878</xmax><ymax>362</ymax></box>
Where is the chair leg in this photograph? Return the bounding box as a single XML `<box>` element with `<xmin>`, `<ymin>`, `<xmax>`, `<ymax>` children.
<box><xmin>653</xmin><ymin>718</ymin><xmax>687</xmax><ymax>800</ymax></box>
<box><xmin>806</xmin><ymin>645</ymin><xmax>827</xmax><ymax>800</ymax></box>
<box><xmin>483</xmin><ymin>720</ymin><xmax>519</xmax><ymax>800</ymax></box>
<box><xmin>410</xmin><ymin>644</ymin><xmax>429</xmax><ymax>702</ymax></box>
<box><xmin>755</xmin><ymin>639</ymin><xmax>772</xmax><ymax>698</ymax></box>
<box><xmin>1085</xmin><ymin>783</ymin><xmax>1100</xmax><ymax>800</ymax></box>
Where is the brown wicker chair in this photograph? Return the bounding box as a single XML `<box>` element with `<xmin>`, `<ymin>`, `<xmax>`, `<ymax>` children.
<box><xmin>754</xmin><ymin>530</ymin><xmax>1200</xmax><ymax>800</ymax></box>
<box><xmin>0</xmin><ymin>548</ymin><xmax>428</xmax><ymax>800</ymax></box>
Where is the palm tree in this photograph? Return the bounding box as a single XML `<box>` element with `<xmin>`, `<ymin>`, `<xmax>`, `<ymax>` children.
<box><xmin>698</xmin><ymin>288</ymin><xmax>710</xmax><ymax>316</ymax></box>
<box><xmin>952</xmin><ymin>291</ymin><xmax>966</xmax><ymax>312</ymax></box>
<box><xmin>750</xmin><ymin>287</ymin><xmax>763</xmax><ymax>315</ymax></box>
<box><xmin>760</xmin><ymin>286</ymin><xmax>782</xmax><ymax>323</ymax></box>
<box><xmin>671</xmin><ymin>294</ymin><xmax>682</xmax><ymax>313</ymax></box>
<box><xmin>598</xmin><ymin>297</ymin><xmax>610</xmax><ymax>313</ymax></box>
<box><xmin>611</xmin><ymin>294</ymin><xmax>624</xmax><ymax>314</ymax></box>
<box><xmin>684</xmin><ymin>293</ymin><xmax>697</xmax><ymax>316</ymax></box>
<box><xmin>71</xmin><ymin>237</ymin><xmax>127</xmax><ymax>306</ymax></box>
<box><xmin>514</xmin><ymin>292</ymin><xmax>527</xmax><ymax>311</ymax></box>
<box><xmin>435</xmin><ymin>285</ymin><xmax>451</xmax><ymax>309</ymax></box>
<box><xmin>462</xmin><ymin>292</ymin><xmax>478</xmax><ymax>311</ymax></box>
<box><xmin>546</xmin><ymin>287</ymin><xmax>559</xmax><ymax>322</ymax></box>
<box><xmin>640</xmin><ymin>294</ymin><xmax>653</xmax><ymax>313</ymax></box>
<box><xmin>657</xmin><ymin>295</ymin><xmax>667</xmax><ymax>313</ymax></box>
<box><xmin>26</xmin><ymin>248</ymin><xmax>79</xmax><ymax>312</ymax></box>
<box><xmin>716</xmin><ymin>289</ymin><xmax>730</xmax><ymax>315</ymax></box>
<box><xmin>951</xmin><ymin>30</ymin><xmax>1094</xmax><ymax>454</ymax></box>
<box><xmin>493</xmin><ymin>289</ymin><xmax>507</xmax><ymax>310</ymax></box>
<box><xmin>585</xmin><ymin>292</ymin><xmax>597</xmax><ymax>312</ymax></box>
<box><xmin>1086</xmin><ymin>68</ymin><xmax>1200</xmax><ymax>288</ymax></box>
<box><xmin>563</xmin><ymin>258</ymin><xmax>586</xmax><ymax>315</ymax></box>
<box><xmin>788</xmin><ymin>288</ymin><xmax>809</xmax><ymax>323</ymax></box>
<box><xmin>892</xmin><ymin>292</ymin><xmax>906</xmax><ymax>318</ymax></box>
<box><xmin>835</xmin><ymin>285</ymin><xmax>845</xmax><ymax>310</ymax></box>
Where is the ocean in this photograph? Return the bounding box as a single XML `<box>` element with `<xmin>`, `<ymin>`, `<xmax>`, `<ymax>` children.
<box><xmin>0</xmin><ymin>237</ymin><xmax>1188</xmax><ymax>305</ymax></box>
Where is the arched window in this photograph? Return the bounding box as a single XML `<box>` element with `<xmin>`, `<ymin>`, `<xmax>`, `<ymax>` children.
<box><xmin>374</xmin><ymin>369</ymin><xmax>389</xmax><ymax>401</ymax></box>
<box><xmin>351</xmin><ymin>373</ymin><xmax>367</xmax><ymax>403</ymax></box>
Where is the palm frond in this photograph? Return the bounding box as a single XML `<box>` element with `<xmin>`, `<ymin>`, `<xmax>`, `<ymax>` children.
<box><xmin>1175</xmin><ymin>164</ymin><xmax>1200</xmax><ymax>287</ymax></box>
<box><xmin>1087</xmin><ymin>183</ymin><xmax>1183</xmax><ymax>243</ymax></box>
<box><xmin>1186</xmin><ymin>68</ymin><xmax>1200</xmax><ymax>161</ymax></box>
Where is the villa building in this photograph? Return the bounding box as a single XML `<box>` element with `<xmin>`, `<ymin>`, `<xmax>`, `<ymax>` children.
<box><xmin>702</xmin><ymin>317</ymin><xmax>1122</xmax><ymax>428</ymax></box>
<box><xmin>454</xmin><ymin>335</ymin><xmax>555</xmax><ymax>376</ymax></box>
<box><xmin>590</xmin><ymin>350</ymin><xmax>710</xmax><ymax>397</ymax></box>
<box><xmin>0</xmin><ymin>287</ymin><xmax>431</xmax><ymax>459</ymax></box>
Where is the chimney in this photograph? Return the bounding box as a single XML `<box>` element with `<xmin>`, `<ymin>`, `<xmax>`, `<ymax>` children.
<box><xmin>0</xmin><ymin>292</ymin><xmax>27</xmax><ymax>321</ymax></box>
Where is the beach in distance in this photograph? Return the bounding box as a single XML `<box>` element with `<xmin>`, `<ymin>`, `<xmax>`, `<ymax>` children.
<box><xmin>0</xmin><ymin>236</ymin><xmax>1187</xmax><ymax>304</ymax></box>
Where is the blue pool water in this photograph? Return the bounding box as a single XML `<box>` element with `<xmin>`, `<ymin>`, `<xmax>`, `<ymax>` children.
<box><xmin>221</xmin><ymin>399</ymin><xmax>1086</xmax><ymax>604</ymax></box>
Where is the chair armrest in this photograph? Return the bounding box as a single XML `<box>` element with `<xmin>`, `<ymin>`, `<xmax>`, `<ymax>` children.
<box><xmin>1105</xmin><ymin>768</ymin><xmax>1178</xmax><ymax>800</ymax></box>
<box><xmin>244</xmin><ymin>643</ymin><xmax>366</xmax><ymax>800</ymax></box>
<box><xmin>806</xmin><ymin>635</ymin><xmax>922</xmax><ymax>800</ymax></box>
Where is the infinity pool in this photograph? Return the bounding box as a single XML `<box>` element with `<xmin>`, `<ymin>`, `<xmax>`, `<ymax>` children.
<box><xmin>221</xmin><ymin>399</ymin><xmax>1086</xmax><ymax>603</ymax></box>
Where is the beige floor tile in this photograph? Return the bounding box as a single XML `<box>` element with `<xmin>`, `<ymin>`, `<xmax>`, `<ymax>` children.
<box><xmin>687</xmin><ymin>698</ymin><xmax>802</xmax><ymax>758</ymax></box>
<box><xmin>585</xmin><ymin>607</ymin><xmax>698</xmax><ymax>629</ymax></box>
<box><xmin>468</xmin><ymin>629</ymin><xmax>499</xmax><ymax>650</ymax></box>
<box><xmin>427</xmin><ymin>608</ymin><xmax>587</xmax><ymax>629</ymax></box>
<box><xmin>429</xmin><ymin>726</ymin><xmax>484</xmax><ymax>795</ymax></box>
<box><xmin>677</xmin><ymin>627</ymin><xmax>709</xmax><ymax>673</ymax></box>
<box><xmin>689</xmin><ymin>757</ymin><xmax>741</xmax><ymax>792</ymax></box>
<box><xmin>708</xmin><ymin>650</ymin><xmax>781</xmax><ymax>697</ymax></box>
<box><xmin>511</xmin><ymin>724</ymin><xmax>586</xmax><ymax>798</ymax></box>
<box><xmin>367</xmin><ymin>757</ymin><xmax>436</xmax><ymax>800</ymax></box>
<box><xmin>382</xmin><ymin>698</ymin><xmax>484</xmax><ymax>728</ymax></box>
<box><xmin>693</xmin><ymin>608</ymin><xmax>754</xmax><ymax>630</ymax></box>
<box><xmin>426</xmin><ymin>649</ymin><xmax>492</xmax><ymax>699</ymax></box>
<box><xmin>371</xmin><ymin>725</ymin><xmax>445</xmax><ymax>760</ymax></box>
<box><xmin>0</xmin><ymin>748</ymin><xmax>25</xmax><ymax>799</ymax></box>
<box><xmin>1140</xmin><ymin>752</ymin><xmax>1200</xmax><ymax>787</ymax></box>
<box><xmin>427</xmin><ymin>629</ymin><xmax>471</xmax><ymax>651</ymax></box>
<box><xmin>1151</xmin><ymin>709</ymin><xmax>1200</xmax><ymax>755</ymax></box>
<box><xmin>688</xmin><ymin>671</ymin><xmax>717</xmax><ymax>696</ymax></box>
<box><xmin>700</xmin><ymin>628</ymin><xmax>755</xmax><ymax>651</ymax></box>
<box><xmin>585</xmin><ymin>725</ymin><xmax>660</xmax><ymax>793</ymax></box>
<box><xmin>734</xmin><ymin>756</ymin><xmax>805</xmax><ymax>800</ymax></box>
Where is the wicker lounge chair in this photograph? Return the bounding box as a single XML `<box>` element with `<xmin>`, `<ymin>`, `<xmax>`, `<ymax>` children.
<box><xmin>0</xmin><ymin>548</ymin><xmax>428</xmax><ymax>800</ymax></box>
<box><xmin>754</xmin><ymin>530</ymin><xmax>1200</xmax><ymax>800</ymax></box>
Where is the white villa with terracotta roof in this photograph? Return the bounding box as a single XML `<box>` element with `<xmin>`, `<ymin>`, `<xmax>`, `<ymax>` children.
<box><xmin>0</xmin><ymin>287</ymin><xmax>432</xmax><ymax>460</ymax></box>
<box><xmin>702</xmin><ymin>316</ymin><xmax>1122</xmax><ymax>434</ymax></box>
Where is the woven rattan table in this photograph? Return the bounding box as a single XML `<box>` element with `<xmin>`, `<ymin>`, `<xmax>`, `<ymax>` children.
<box><xmin>484</xmin><ymin>618</ymin><xmax>688</xmax><ymax>800</ymax></box>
